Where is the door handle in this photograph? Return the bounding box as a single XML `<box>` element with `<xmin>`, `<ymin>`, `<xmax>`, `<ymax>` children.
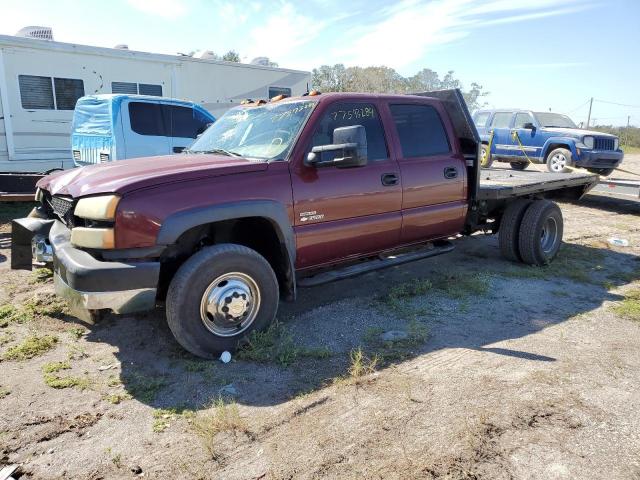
<box><xmin>444</xmin><ymin>167</ymin><xmax>458</xmax><ymax>179</ymax></box>
<box><xmin>381</xmin><ymin>173</ymin><xmax>399</xmax><ymax>186</ymax></box>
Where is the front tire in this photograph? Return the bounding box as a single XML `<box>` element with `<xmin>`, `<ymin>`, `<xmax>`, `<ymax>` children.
<box><xmin>545</xmin><ymin>148</ymin><xmax>572</xmax><ymax>173</ymax></box>
<box><xmin>518</xmin><ymin>200</ymin><xmax>563</xmax><ymax>266</ymax></box>
<box><xmin>166</xmin><ymin>244</ymin><xmax>279</xmax><ymax>358</ymax></box>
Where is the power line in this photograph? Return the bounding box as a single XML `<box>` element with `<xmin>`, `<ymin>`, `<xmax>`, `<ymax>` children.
<box><xmin>566</xmin><ymin>98</ymin><xmax>591</xmax><ymax>114</ymax></box>
<box><xmin>594</xmin><ymin>99</ymin><xmax>640</xmax><ymax>109</ymax></box>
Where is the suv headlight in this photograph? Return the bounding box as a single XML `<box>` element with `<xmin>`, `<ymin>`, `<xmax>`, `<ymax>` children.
<box><xmin>614</xmin><ymin>138</ymin><xmax>619</xmax><ymax>150</ymax></box>
<box><xmin>74</xmin><ymin>195</ymin><xmax>120</xmax><ymax>221</ymax></box>
<box><xmin>582</xmin><ymin>136</ymin><xmax>594</xmax><ymax>149</ymax></box>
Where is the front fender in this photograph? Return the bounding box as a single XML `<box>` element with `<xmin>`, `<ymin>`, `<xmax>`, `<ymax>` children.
<box><xmin>541</xmin><ymin>137</ymin><xmax>579</xmax><ymax>160</ymax></box>
<box><xmin>156</xmin><ymin>199</ymin><xmax>296</xmax><ymax>299</ymax></box>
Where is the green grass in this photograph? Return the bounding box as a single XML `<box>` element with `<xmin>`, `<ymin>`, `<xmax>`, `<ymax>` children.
<box><xmin>42</xmin><ymin>360</ymin><xmax>71</xmax><ymax>373</ymax></box>
<box><xmin>0</xmin><ymin>331</ymin><xmax>15</xmax><ymax>346</ymax></box>
<box><xmin>622</xmin><ymin>145</ymin><xmax>640</xmax><ymax>154</ymax></box>
<box><xmin>1</xmin><ymin>334</ymin><xmax>58</xmax><ymax>361</ymax></box>
<box><xmin>23</xmin><ymin>294</ymin><xmax>68</xmax><ymax>319</ymax></box>
<box><xmin>347</xmin><ymin>347</ymin><xmax>378</xmax><ymax>380</ymax></box>
<box><xmin>0</xmin><ymin>386</ymin><xmax>9</xmax><ymax>399</ymax></box>
<box><xmin>237</xmin><ymin>320</ymin><xmax>300</xmax><ymax>367</ymax></box>
<box><xmin>193</xmin><ymin>398</ymin><xmax>249</xmax><ymax>446</ymax></box>
<box><xmin>66</xmin><ymin>327</ymin><xmax>86</xmax><ymax>340</ymax></box>
<box><xmin>43</xmin><ymin>373</ymin><xmax>90</xmax><ymax>390</ymax></box>
<box><xmin>104</xmin><ymin>393</ymin><xmax>131</xmax><ymax>405</ymax></box>
<box><xmin>0</xmin><ymin>304</ymin><xmax>30</xmax><ymax>328</ymax></box>
<box><xmin>123</xmin><ymin>372</ymin><xmax>168</xmax><ymax>403</ymax></box>
<box><xmin>31</xmin><ymin>268</ymin><xmax>53</xmax><ymax>284</ymax></box>
<box><xmin>613</xmin><ymin>289</ymin><xmax>640</xmax><ymax>321</ymax></box>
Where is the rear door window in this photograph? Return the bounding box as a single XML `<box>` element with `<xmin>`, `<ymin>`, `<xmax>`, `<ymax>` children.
<box><xmin>163</xmin><ymin>105</ymin><xmax>212</xmax><ymax>138</ymax></box>
<box><xmin>129</xmin><ymin>102</ymin><xmax>166</xmax><ymax>136</ymax></box>
<box><xmin>514</xmin><ymin>112</ymin><xmax>534</xmax><ymax>128</ymax></box>
<box><xmin>389</xmin><ymin>104</ymin><xmax>450</xmax><ymax>158</ymax></box>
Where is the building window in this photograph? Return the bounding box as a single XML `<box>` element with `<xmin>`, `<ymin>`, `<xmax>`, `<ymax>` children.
<box><xmin>112</xmin><ymin>82</ymin><xmax>163</xmax><ymax>96</ymax></box>
<box><xmin>54</xmin><ymin>78</ymin><xmax>85</xmax><ymax>110</ymax></box>
<box><xmin>19</xmin><ymin>75</ymin><xmax>54</xmax><ymax>109</ymax></box>
<box><xmin>19</xmin><ymin>75</ymin><xmax>85</xmax><ymax>110</ymax></box>
<box><xmin>269</xmin><ymin>86</ymin><xmax>291</xmax><ymax>98</ymax></box>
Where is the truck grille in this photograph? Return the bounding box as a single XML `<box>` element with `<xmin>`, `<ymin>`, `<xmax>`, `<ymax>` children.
<box><xmin>594</xmin><ymin>138</ymin><xmax>615</xmax><ymax>151</ymax></box>
<box><xmin>48</xmin><ymin>195</ymin><xmax>75</xmax><ymax>226</ymax></box>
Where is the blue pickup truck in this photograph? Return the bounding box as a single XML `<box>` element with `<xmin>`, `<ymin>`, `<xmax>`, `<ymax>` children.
<box><xmin>473</xmin><ymin>109</ymin><xmax>623</xmax><ymax>175</ymax></box>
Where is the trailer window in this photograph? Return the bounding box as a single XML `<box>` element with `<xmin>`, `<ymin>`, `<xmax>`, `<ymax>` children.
<box><xmin>112</xmin><ymin>82</ymin><xmax>138</xmax><ymax>94</ymax></box>
<box><xmin>112</xmin><ymin>82</ymin><xmax>163</xmax><ymax>96</ymax></box>
<box><xmin>163</xmin><ymin>105</ymin><xmax>212</xmax><ymax>138</ymax></box>
<box><xmin>390</xmin><ymin>104</ymin><xmax>450</xmax><ymax>157</ymax></box>
<box><xmin>139</xmin><ymin>84</ymin><xmax>163</xmax><ymax>96</ymax></box>
<box><xmin>269</xmin><ymin>87</ymin><xmax>291</xmax><ymax>98</ymax></box>
<box><xmin>54</xmin><ymin>78</ymin><xmax>85</xmax><ymax>110</ymax></box>
<box><xmin>129</xmin><ymin>102</ymin><xmax>166</xmax><ymax>136</ymax></box>
<box><xmin>19</xmin><ymin>75</ymin><xmax>54</xmax><ymax>109</ymax></box>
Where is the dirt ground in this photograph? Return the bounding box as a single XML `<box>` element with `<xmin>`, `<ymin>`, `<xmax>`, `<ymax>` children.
<box><xmin>0</xmin><ymin>157</ymin><xmax>639</xmax><ymax>480</ymax></box>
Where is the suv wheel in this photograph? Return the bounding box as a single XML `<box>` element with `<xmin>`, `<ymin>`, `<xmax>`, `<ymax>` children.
<box><xmin>166</xmin><ymin>244</ymin><xmax>279</xmax><ymax>358</ymax></box>
<box><xmin>545</xmin><ymin>148</ymin><xmax>572</xmax><ymax>173</ymax></box>
<box><xmin>518</xmin><ymin>200</ymin><xmax>563</xmax><ymax>265</ymax></box>
<box><xmin>510</xmin><ymin>161</ymin><xmax>529</xmax><ymax>171</ymax></box>
<box><xmin>480</xmin><ymin>144</ymin><xmax>493</xmax><ymax>168</ymax></box>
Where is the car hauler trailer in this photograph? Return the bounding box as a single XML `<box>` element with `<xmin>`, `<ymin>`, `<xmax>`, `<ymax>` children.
<box><xmin>0</xmin><ymin>29</ymin><xmax>310</xmax><ymax>175</ymax></box>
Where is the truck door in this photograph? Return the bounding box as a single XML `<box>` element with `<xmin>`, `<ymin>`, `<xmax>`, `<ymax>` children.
<box><xmin>164</xmin><ymin>104</ymin><xmax>213</xmax><ymax>154</ymax></box>
<box><xmin>487</xmin><ymin>111</ymin><xmax>514</xmax><ymax>158</ymax></box>
<box><xmin>290</xmin><ymin>101</ymin><xmax>402</xmax><ymax>269</ymax></box>
<box><xmin>123</xmin><ymin>100</ymin><xmax>171</xmax><ymax>159</ymax></box>
<box><xmin>387</xmin><ymin>102</ymin><xmax>467</xmax><ymax>244</ymax></box>
<box><xmin>511</xmin><ymin>112</ymin><xmax>541</xmax><ymax>161</ymax></box>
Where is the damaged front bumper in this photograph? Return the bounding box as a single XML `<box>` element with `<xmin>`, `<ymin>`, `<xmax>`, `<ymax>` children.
<box><xmin>11</xmin><ymin>213</ymin><xmax>160</xmax><ymax>319</ymax></box>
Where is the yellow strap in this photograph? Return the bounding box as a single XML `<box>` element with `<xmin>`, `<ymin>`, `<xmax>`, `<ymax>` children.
<box><xmin>510</xmin><ymin>131</ymin><xmax>547</xmax><ymax>173</ymax></box>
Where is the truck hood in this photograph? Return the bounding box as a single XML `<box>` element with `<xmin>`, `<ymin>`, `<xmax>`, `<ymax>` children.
<box><xmin>541</xmin><ymin>127</ymin><xmax>617</xmax><ymax>139</ymax></box>
<box><xmin>38</xmin><ymin>154</ymin><xmax>268</xmax><ymax>197</ymax></box>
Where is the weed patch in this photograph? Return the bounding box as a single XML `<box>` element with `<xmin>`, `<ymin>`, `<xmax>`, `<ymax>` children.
<box><xmin>347</xmin><ymin>347</ymin><xmax>378</xmax><ymax>380</ymax></box>
<box><xmin>104</xmin><ymin>393</ymin><xmax>131</xmax><ymax>404</ymax></box>
<box><xmin>43</xmin><ymin>373</ymin><xmax>90</xmax><ymax>390</ymax></box>
<box><xmin>31</xmin><ymin>268</ymin><xmax>53</xmax><ymax>283</ymax></box>
<box><xmin>613</xmin><ymin>289</ymin><xmax>640</xmax><ymax>321</ymax></box>
<box><xmin>0</xmin><ymin>304</ymin><xmax>30</xmax><ymax>328</ymax></box>
<box><xmin>123</xmin><ymin>372</ymin><xmax>168</xmax><ymax>402</ymax></box>
<box><xmin>23</xmin><ymin>294</ymin><xmax>68</xmax><ymax>319</ymax></box>
<box><xmin>2</xmin><ymin>334</ymin><xmax>58</xmax><ymax>361</ymax></box>
<box><xmin>67</xmin><ymin>327</ymin><xmax>86</xmax><ymax>340</ymax></box>
<box><xmin>237</xmin><ymin>320</ymin><xmax>300</xmax><ymax>367</ymax></box>
<box><xmin>193</xmin><ymin>398</ymin><xmax>250</xmax><ymax>456</ymax></box>
<box><xmin>0</xmin><ymin>331</ymin><xmax>15</xmax><ymax>345</ymax></box>
<box><xmin>42</xmin><ymin>360</ymin><xmax>71</xmax><ymax>373</ymax></box>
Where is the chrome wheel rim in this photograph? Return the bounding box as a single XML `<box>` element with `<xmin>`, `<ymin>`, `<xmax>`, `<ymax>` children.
<box><xmin>550</xmin><ymin>153</ymin><xmax>567</xmax><ymax>172</ymax></box>
<box><xmin>540</xmin><ymin>217</ymin><xmax>558</xmax><ymax>253</ymax></box>
<box><xmin>200</xmin><ymin>272</ymin><xmax>261</xmax><ymax>337</ymax></box>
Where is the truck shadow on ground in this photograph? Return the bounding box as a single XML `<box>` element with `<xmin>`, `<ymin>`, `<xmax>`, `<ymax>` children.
<box><xmin>82</xmin><ymin>232</ymin><xmax>640</xmax><ymax>409</ymax></box>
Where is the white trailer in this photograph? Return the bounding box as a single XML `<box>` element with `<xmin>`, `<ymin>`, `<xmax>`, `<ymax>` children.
<box><xmin>0</xmin><ymin>32</ymin><xmax>310</xmax><ymax>173</ymax></box>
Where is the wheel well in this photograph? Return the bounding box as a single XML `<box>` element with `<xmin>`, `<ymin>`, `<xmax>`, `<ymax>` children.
<box><xmin>157</xmin><ymin>217</ymin><xmax>293</xmax><ymax>301</ymax></box>
<box><xmin>544</xmin><ymin>143</ymin><xmax>570</xmax><ymax>160</ymax></box>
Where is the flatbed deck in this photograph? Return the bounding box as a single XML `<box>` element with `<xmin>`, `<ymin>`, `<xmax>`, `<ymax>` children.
<box><xmin>477</xmin><ymin>169</ymin><xmax>598</xmax><ymax>201</ymax></box>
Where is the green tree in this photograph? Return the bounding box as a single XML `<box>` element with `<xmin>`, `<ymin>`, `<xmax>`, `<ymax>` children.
<box><xmin>222</xmin><ymin>50</ymin><xmax>241</xmax><ymax>62</ymax></box>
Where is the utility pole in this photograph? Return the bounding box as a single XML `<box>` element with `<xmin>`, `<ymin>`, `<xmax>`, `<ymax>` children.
<box><xmin>625</xmin><ymin>115</ymin><xmax>631</xmax><ymax>146</ymax></box>
<box><xmin>586</xmin><ymin>97</ymin><xmax>593</xmax><ymax>128</ymax></box>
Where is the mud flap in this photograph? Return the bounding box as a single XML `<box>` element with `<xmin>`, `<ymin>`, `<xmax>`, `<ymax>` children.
<box><xmin>10</xmin><ymin>217</ymin><xmax>54</xmax><ymax>270</ymax></box>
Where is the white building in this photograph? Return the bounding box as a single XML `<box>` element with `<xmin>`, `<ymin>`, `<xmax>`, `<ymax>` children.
<box><xmin>0</xmin><ymin>29</ymin><xmax>310</xmax><ymax>173</ymax></box>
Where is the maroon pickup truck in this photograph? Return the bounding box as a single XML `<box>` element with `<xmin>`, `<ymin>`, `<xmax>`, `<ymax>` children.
<box><xmin>11</xmin><ymin>89</ymin><xmax>597</xmax><ymax>358</ymax></box>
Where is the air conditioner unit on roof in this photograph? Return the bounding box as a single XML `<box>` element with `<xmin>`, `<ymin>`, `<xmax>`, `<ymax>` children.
<box><xmin>16</xmin><ymin>26</ymin><xmax>54</xmax><ymax>40</ymax></box>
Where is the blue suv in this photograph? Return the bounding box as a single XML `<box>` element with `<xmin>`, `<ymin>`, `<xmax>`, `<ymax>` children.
<box><xmin>473</xmin><ymin>109</ymin><xmax>623</xmax><ymax>175</ymax></box>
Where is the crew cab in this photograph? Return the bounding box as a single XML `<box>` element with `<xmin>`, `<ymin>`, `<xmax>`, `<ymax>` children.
<box><xmin>71</xmin><ymin>94</ymin><xmax>215</xmax><ymax>166</ymax></box>
<box><xmin>11</xmin><ymin>90</ymin><xmax>598</xmax><ymax>358</ymax></box>
<box><xmin>473</xmin><ymin>109</ymin><xmax>623</xmax><ymax>175</ymax></box>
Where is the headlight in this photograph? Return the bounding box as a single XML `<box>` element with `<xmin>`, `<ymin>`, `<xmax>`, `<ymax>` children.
<box><xmin>74</xmin><ymin>195</ymin><xmax>120</xmax><ymax>221</ymax></box>
<box><xmin>70</xmin><ymin>227</ymin><xmax>115</xmax><ymax>249</ymax></box>
<box><xmin>614</xmin><ymin>138</ymin><xmax>619</xmax><ymax>150</ymax></box>
<box><xmin>35</xmin><ymin>188</ymin><xmax>43</xmax><ymax>202</ymax></box>
<box><xmin>582</xmin><ymin>136</ymin><xmax>594</xmax><ymax>149</ymax></box>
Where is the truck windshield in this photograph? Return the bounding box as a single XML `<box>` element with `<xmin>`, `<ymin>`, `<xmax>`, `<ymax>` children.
<box><xmin>187</xmin><ymin>100</ymin><xmax>315</xmax><ymax>161</ymax></box>
<box><xmin>534</xmin><ymin>112</ymin><xmax>577</xmax><ymax>129</ymax></box>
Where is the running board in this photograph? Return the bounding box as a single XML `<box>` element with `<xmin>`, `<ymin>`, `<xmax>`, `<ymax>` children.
<box><xmin>298</xmin><ymin>241</ymin><xmax>455</xmax><ymax>287</ymax></box>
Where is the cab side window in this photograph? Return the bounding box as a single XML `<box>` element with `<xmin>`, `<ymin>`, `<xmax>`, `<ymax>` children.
<box><xmin>310</xmin><ymin>103</ymin><xmax>388</xmax><ymax>161</ymax></box>
<box><xmin>491</xmin><ymin>112</ymin><xmax>513</xmax><ymax>129</ymax></box>
<box><xmin>390</xmin><ymin>104</ymin><xmax>450</xmax><ymax>157</ymax></box>
<box><xmin>514</xmin><ymin>113</ymin><xmax>533</xmax><ymax>129</ymax></box>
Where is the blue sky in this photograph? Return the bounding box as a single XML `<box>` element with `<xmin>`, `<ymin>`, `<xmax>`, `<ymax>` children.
<box><xmin>2</xmin><ymin>0</ymin><xmax>638</xmax><ymax>125</ymax></box>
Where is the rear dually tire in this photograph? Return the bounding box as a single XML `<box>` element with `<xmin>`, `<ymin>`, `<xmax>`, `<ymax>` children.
<box><xmin>518</xmin><ymin>200</ymin><xmax>563</xmax><ymax>266</ymax></box>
